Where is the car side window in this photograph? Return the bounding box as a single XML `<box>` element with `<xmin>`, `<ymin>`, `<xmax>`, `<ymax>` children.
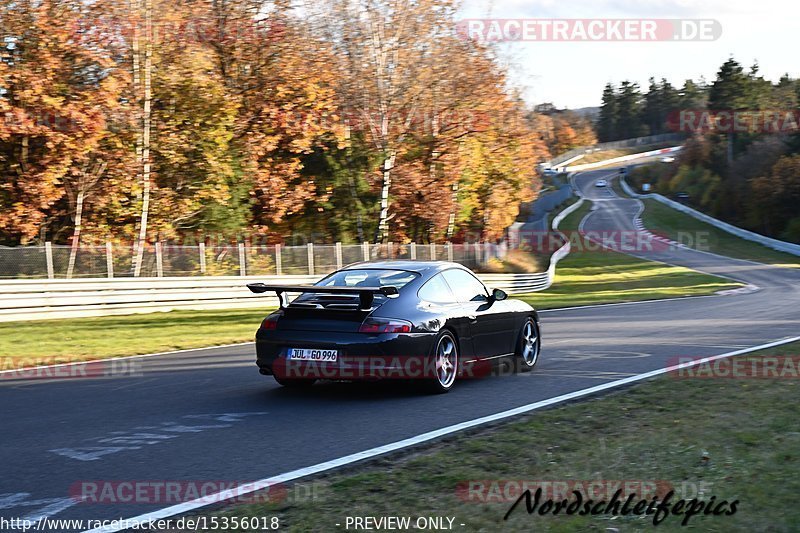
<box><xmin>441</xmin><ymin>269</ymin><xmax>488</xmax><ymax>303</ymax></box>
<box><xmin>418</xmin><ymin>273</ymin><xmax>456</xmax><ymax>304</ymax></box>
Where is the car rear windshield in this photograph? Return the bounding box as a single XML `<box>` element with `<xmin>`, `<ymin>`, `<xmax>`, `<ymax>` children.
<box><xmin>317</xmin><ymin>269</ymin><xmax>418</xmax><ymax>289</ymax></box>
<box><xmin>289</xmin><ymin>269</ymin><xmax>418</xmax><ymax>308</ymax></box>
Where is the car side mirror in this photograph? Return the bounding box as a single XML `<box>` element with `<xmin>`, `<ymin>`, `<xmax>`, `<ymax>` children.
<box><xmin>491</xmin><ymin>288</ymin><xmax>508</xmax><ymax>302</ymax></box>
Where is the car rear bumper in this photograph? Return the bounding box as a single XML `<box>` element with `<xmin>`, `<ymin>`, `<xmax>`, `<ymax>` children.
<box><xmin>255</xmin><ymin>329</ymin><xmax>439</xmax><ymax>380</ymax></box>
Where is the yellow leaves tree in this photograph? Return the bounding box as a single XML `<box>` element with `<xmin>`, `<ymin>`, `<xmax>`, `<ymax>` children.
<box><xmin>199</xmin><ymin>0</ymin><xmax>345</xmax><ymax>236</ymax></box>
<box><xmin>0</xmin><ymin>0</ymin><xmax>128</xmax><ymax>245</ymax></box>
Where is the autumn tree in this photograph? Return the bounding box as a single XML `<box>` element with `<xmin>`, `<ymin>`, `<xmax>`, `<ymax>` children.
<box><xmin>552</xmin><ymin>120</ymin><xmax>578</xmax><ymax>154</ymax></box>
<box><xmin>0</xmin><ymin>0</ymin><xmax>129</xmax><ymax>249</ymax></box>
<box><xmin>314</xmin><ymin>0</ymin><xmax>459</xmax><ymax>243</ymax></box>
<box><xmin>198</xmin><ymin>0</ymin><xmax>345</xmax><ymax>240</ymax></box>
<box><xmin>750</xmin><ymin>155</ymin><xmax>800</xmax><ymax>240</ymax></box>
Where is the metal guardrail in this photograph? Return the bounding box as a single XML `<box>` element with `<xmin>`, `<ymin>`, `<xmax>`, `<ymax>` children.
<box><xmin>0</xmin><ymin>270</ymin><xmax>557</xmax><ymax>322</ymax></box>
<box><xmin>544</xmin><ymin>133</ymin><xmax>686</xmax><ymax>168</ymax></box>
<box><xmin>620</xmin><ymin>178</ymin><xmax>800</xmax><ymax>257</ymax></box>
<box><xmin>0</xmin><ymin>275</ymin><xmax>310</xmax><ymax>322</ymax></box>
<box><xmin>565</xmin><ymin>146</ymin><xmax>683</xmax><ymax>172</ymax></box>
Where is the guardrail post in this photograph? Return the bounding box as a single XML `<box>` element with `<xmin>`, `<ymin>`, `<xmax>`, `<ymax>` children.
<box><xmin>199</xmin><ymin>242</ymin><xmax>206</xmax><ymax>274</ymax></box>
<box><xmin>335</xmin><ymin>242</ymin><xmax>343</xmax><ymax>270</ymax></box>
<box><xmin>106</xmin><ymin>242</ymin><xmax>114</xmax><ymax>278</ymax></box>
<box><xmin>45</xmin><ymin>242</ymin><xmax>54</xmax><ymax>279</ymax></box>
<box><xmin>429</xmin><ymin>242</ymin><xmax>436</xmax><ymax>260</ymax></box>
<box><xmin>474</xmin><ymin>242</ymin><xmax>480</xmax><ymax>265</ymax></box>
<box><xmin>307</xmin><ymin>243</ymin><xmax>315</xmax><ymax>275</ymax></box>
<box><xmin>447</xmin><ymin>242</ymin><xmax>453</xmax><ymax>262</ymax></box>
<box><xmin>387</xmin><ymin>241</ymin><xmax>394</xmax><ymax>259</ymax></box>
<box><xmin>238</xmin><ymin>243</ymin><xmax>247</xmax><ymax>276</ymax></box>
<box><xmin>275</xmin><ymin>244</ymin><xmax>282</xmax><ymax>275</ymax></box>
<box><xmin>155</xmin><ymin>242</ymin><xmax>164</xmax><ymax>277</ymax></box>
<box><xmin>362</xmin><ymin>242</ymin><xmax>369</xmax><ymax>262</ymax></box>
<box><xmin>410</xmin><ymin>242</ymin><xmax>416</xmax><ymax>260</ymax></box>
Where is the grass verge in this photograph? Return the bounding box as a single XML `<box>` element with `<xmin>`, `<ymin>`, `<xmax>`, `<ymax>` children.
<box><xmin>477</xmin><ymin>249</ymin><xmax>543</xmax><ymax>274</ymax></box>
<box><xmin>520</xmin><ymin>201</ymin><xmax>743</xmax><ymax>310</ymax></box>
<box><xmin>197</xmin><ymin>340</ymin><xmax>800</xmax><ymax>532</ymax></box>
<box><xmin>0</xmin><ymin>308</ymin><xmax>273</xmax><ymax>364</ymax></box>
<box><xmin>639</xmin><ymin>198</ymin><xmax>800</xmax><ymax>267</ymax></box>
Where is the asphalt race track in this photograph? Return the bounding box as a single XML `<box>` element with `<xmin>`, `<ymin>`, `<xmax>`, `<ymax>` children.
<box><xmin>2</xmin><ymin>167</ymin><xmax>799</xmax><ymax>531</ymax></box>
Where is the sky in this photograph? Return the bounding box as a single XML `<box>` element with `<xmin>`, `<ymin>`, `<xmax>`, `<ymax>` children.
<box><xmin>458</xmin><ymin>0</ymin><xmax>800</xmax><ymax>109</ymax></box>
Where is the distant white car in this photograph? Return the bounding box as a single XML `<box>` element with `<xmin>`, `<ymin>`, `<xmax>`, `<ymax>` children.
<box><xmin>661</xmin><ymin>156</ymin><xmax>676</xmax><ymax>163</ymax></box>
<box><xmin>595</xmin><ymin>179</ymin><xmax>608</xmax><ymax>187</ymax></box>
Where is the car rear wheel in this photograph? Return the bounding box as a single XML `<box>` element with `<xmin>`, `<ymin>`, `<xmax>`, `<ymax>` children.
<box><xmin>514</xmin><ymin>318</ymin><xmax>540</xmax><ymax>372</ymax></box>
<box><xmin>424</xmin><ymin>331</ymin><xmax>458</xmax><ymax>394</ymax></box>
<box><xmin>274</xmin><ymin>376</ymin><xmax>317</xmax><ymax>388</ymax></box>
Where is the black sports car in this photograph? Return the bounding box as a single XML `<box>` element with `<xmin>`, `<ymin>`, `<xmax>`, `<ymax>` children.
<box><xmin>247</xmin><ymin>261</ymin><xmax>541</xmax><ymax>393</ymax></box>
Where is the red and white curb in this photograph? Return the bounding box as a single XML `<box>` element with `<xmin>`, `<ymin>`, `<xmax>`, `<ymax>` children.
<box><xmin>716</xmin><ymin>284</ymin><xmax>760</xmax><ymax>296</ymax></box>
<box><xmin>632</xmin><ymin>217</ymin><xmax>687</xmax><ymax>249</ymax></box>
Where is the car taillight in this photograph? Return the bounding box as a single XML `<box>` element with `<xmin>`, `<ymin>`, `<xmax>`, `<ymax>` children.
<box><xmin>359</xmin><ymin>318</ymin><xmax>412</xmax><ymax>334</ymax></box>
<box><xmin>261</xmin><ymin>315</ymin><xmax>280</xmax><ymax>330</ymax></box>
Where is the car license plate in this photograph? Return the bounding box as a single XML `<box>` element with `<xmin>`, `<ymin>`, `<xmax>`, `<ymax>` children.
<box><xmin>287</xmin><ymin>348</ymin><xmax>338</xmax><ymax>362</ymax></box>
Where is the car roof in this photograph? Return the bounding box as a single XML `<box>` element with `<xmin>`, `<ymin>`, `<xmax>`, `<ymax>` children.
<box><xmin>342</xmin><ymin>260</ymin><xmax>468</xmax><ymax>275</ymax></box>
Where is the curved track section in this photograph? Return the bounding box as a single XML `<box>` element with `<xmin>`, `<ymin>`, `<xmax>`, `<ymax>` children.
<box><xmin>2</xmin><ymin>167</ymin><xmax>799</xmax><ymax>529</ymax></box>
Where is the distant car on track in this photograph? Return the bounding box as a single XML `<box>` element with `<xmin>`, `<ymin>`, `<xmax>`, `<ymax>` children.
<box><xmin>661</xmin><ymin>156</ymin><xmax>676</xmax><ymax>163</ymax></box>
<box><xmin>247</xmin><ymin>261</ymin><xmax>541</xmax><ymax>393</ymax></box>
<box><xmin>595</xmin><ymin>179</ymin><xmax>608</xmax><ymax>187</ymax></box>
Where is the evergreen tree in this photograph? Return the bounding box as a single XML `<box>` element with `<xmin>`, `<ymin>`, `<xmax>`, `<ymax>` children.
<box><xmin>616</xmin><ymin>81</ymin><xmax>644</xmax><ymax>139</ymax></box>
<box><xmin>597</xmin><ymin>83</ymin><xmax>618</xmax><ymax>142</ymax></box>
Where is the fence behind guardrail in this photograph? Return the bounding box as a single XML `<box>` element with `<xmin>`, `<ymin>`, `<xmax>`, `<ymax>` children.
<box><xmin>0</xmin><ymin>242</ymin><xmax>512</xmax><ymax>280</ymax></box>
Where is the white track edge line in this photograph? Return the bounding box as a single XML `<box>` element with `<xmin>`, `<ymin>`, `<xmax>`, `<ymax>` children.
<box><xmin>83</xmin><ymin>335</ymin><xmax>800</xmax><ymax>533</ymax></box>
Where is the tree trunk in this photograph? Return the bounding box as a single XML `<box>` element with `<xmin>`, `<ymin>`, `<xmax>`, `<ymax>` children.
<box><xmin>133</xmin><ymin>0</ymin><xmax>153</xmax><ymax>277</ymax></box>
<box><xmin>130</xmin><ymin>0</ymin><xmax>143</xmax><ymax>272</ymax></box>
<box><xmin>428</xmin><ymin>111</ymin><xmax>440</xmax><ymax>242</ymax></box>
<box><xmin>66</xmin><ymin>191</ymin><xmax>84</xmax><ymax>279</ymax></box>
<box><xmin>445</xmin><ymin>181</ymin><xmax>459</xmax><ymax>240</ymax></box>
<box><xmin>374</xmin><ymin>151</ymin><xmax>395</xmax><ymax>243</ymax></box>
<box><xmin>727</xmin><ymin>133</ymin><xmax>734</xmax><ymax>165</ymax></box>
<box><xmin>21</xmin><ymin>135</ymin><xmax>29</xmax><ymax>168</ymax></box>
<box><xmin>445</xmin><ymin>139</ymin><xmax>464</xmax><ymax>241</ymax></box>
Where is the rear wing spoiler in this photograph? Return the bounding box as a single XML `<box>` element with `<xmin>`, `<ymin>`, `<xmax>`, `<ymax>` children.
<box><xmin>246</xmin><ymin>283</ymin><xmax>399</xmax><ymax>310</ymax></box>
